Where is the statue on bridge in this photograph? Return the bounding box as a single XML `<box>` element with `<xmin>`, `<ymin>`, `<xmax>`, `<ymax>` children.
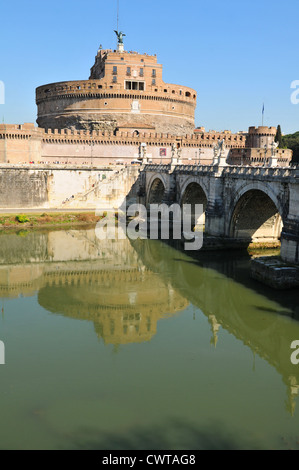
<box><xmin>213</xmin><ymin>139</ymin><xmax>227</xmax><ymax>166</ymax></box>
<box><xmin>213</xmin><ymin>139</ymin><xmax>225</xmax><ymax>158</ymax></box>
<box><xmin>271</xmin><ymin>141</ymin><xmax>279</xmax><ymax>156</ymax></box>
<box><xmin>269</xmin><ymin>141</ymin><xmax>279</xmax><ymax>167</ymax></box>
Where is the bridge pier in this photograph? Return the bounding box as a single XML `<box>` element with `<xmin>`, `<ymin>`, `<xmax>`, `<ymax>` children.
<box><xmin>205</xmin><ymin>174</ymin><xmax>226</xmax><ymax>236</ymax></box>
<box><xmin>281</xmin><ymin>219</ymin><xmax>299</xmax><ymax>264</ymax></box>
<box><xmin>281</xmin><ymin>182</ymin><xmax>299</xmax><ymax>264</ymax></box>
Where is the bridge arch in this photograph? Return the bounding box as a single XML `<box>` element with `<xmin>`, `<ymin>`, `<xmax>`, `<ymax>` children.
<box><xmin>179</xmin><ymin>179</ymin><xmax>208</xmax><ymax>229</ymax></box>
<box><xmin>147</xmin><ymin>175</ymin><xmax>167</xmax><ymax>206</ymax></box>
<box><xmin>178</xmin><ymin>177</ymin><xmax>209</xmax><ymax>206</ymax></box>
<box><xmin>229</xmin><ymin>183</ymin><xmax>284</xmax><ymax>242</ymax></box>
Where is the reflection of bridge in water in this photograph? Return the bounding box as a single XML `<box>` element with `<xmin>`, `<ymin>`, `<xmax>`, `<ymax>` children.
<box><xmin>132</xmin><ymin>238</ymin><xmax>299</xmax><ymax>416</ymax></box>
<box><xmin>1</xmin><ymin>229</ymin><xmax>299</xmax><ymax>414</ymax></box>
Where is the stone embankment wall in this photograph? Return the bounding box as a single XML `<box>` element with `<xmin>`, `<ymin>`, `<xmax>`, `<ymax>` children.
<box><xmin>0</xmin><ymin>165</ymin><xmax>141</xmax><ymax>210</ymax></box>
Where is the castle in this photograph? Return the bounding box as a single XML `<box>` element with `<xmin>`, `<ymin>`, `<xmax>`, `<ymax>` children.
<box><xmin>0</xmin><ymin>35</ymin><xmax>293</xmax><ymax>167</ymax></box>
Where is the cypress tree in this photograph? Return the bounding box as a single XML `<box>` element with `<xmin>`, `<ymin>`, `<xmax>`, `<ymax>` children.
<box><xmin>275</xmin><ymin>125</ymin><xmax>283</xmax><ymax>148</ymax></box>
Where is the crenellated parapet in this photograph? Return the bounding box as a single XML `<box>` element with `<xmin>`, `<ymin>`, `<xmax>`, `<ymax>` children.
<box><xmin>40</xmin><ymin>127</ymin><xmax>245</xmax><ymax>149</ymax></box>
<box><xmin>0</xmin><ymin>123</ymin><xmax>44</xmax><ymax>140</ymax></box>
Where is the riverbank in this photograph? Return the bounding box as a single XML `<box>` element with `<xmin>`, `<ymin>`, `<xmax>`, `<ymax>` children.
<box><xmin>0</xmin><ymin>212</ymin><xmax>103</xmax><ymax>232</ymax></box>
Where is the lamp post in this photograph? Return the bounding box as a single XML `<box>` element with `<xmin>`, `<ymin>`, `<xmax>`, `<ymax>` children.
<box><xmin>263</xmin><ymin>145</ymin><xmax>267</xmax><ymax>167</ymax></box>
<box><xmin>241</xmin><ymin>149</ymin><xmax>245</xmax><ymax>167</ymax></box>
<box><xmin>198</xmin><ymin>148</ymin><xmax>202</xmax><ymax>165</ymax></box>
<box><xmin>90</xmin><ymin>141</ymin><xmax>95</xmax><ymax>167</ymax></box>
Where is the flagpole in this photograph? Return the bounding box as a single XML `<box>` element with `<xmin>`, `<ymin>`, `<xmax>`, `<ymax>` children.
<box><xmin>117</xmin><ymin>0</ymin><xmax>119</xmax><ymax>32</ymax></box>
<box><xmin>262</xmin><ymin>103</ymin><xmax>264</xmax><ymax>126</ymax></box>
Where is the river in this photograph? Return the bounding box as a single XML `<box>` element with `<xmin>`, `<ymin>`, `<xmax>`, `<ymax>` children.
<box><xmin>0</xmin><ymin>228</ymin><xmax>299</xmax><ymax>450</ymax></box>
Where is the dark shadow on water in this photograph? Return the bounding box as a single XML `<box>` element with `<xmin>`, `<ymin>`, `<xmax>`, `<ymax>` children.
<box><xmin>254</xmin><ymin>305</ymin><xmax>292</xmax><ymax>316</ymax></box>
<box><xmin>66</xmin><ymin>419</ymin><xmax>261</xmax><ymax>451</ymax></box>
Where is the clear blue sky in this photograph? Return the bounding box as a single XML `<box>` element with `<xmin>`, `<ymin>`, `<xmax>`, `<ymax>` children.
<box><xmin>0</xmin><ymin>0</ymin><xmax>298</xmax><ymax>134</ymax></box>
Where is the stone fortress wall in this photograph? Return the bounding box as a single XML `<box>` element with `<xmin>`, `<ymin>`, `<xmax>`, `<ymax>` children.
<box><xmin>0</xmin><ymin>123</ymin><xmax>292</xmax><ymax>167</ymax></box>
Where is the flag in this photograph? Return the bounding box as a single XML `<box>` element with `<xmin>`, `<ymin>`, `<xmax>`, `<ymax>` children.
<box><xmin>262</xmin><ymin>103</ymin><xmax>265</xmax><ymax>115</ymax></box>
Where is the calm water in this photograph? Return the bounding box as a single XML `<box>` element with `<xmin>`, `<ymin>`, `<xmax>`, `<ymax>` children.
<box><xmin>0</xmin><ymin>228</ymin><xmax>299</xmax><ymax>450</ymax></box>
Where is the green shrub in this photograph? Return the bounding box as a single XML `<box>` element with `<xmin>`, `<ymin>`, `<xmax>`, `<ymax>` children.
<box><xmin>15</xmin><ymin>215</ymin><xmax>30</xmax><ymax>224</ymax></box>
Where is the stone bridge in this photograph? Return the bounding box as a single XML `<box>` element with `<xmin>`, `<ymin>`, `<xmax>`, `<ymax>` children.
<box><xmin>138</xmin><ymin>164</ymin><xmax>299</xmax><ymax>265</ymax></box>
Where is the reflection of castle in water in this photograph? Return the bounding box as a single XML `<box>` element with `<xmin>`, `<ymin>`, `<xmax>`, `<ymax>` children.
<box><xmin>0</xmin><ymin>230</ymin><xmax>188</xmax><ymax>345</ymax></box>
<box><xmin>1</xmin><ymin>229</ymin><xmax>299</xmax><ymax>414</ymax></box>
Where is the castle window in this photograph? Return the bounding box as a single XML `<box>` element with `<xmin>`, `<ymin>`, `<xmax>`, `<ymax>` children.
<box><xmin>152</xmin><ymin>69</ymin><xmax>156</xmax><ymax>78</ymax></box>
<box><xmin>112</xmin><ymin>76</ymin><xmax>117</xmax><ymax>83</ymax></box>
<box><xmin>113</xmin><ymin>66</ymin><xmax>117</xmax><ymax>75</ymax></box>
<box><xmin>98</xmin><ymin>85</ymin><xmax>102</xmax><ymax>89</ymax></box>
<box><xmin>140</xmin><ymin>68</ymin><xmax>144</xmax><ymax>77</ymax></box>
<box><xmin>164</xmin><ymin>89</ymin><xmax>167</xmax><ymax>93</ymax></box>
<box><xmin>127</xmin><ymin>67</ymin><xmax>131</xmax><ymax>76</ymax></box>
<box><xmin>152</xmin><ymin>79</ymin><xmax>156</xmax><ymax>85</ymax></box>
<box><xmin>125</xmin><ymin>81</ymin><xmax>145</xmax><ymax>91</ymax></box>
<box><xmin>185</xmin><ymin>91</ymin><xmax>191</xmax><ymax>97</ymax></box>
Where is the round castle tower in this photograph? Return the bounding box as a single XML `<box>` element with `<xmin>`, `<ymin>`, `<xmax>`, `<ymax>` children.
<box><xmin>246</xmin><ymin>126</ymin><xmax>277</xmax><ymax>149</ymax></box>
<box><xmin>36</xmin><ymin>37</ymin><xmax>197</xmax><ymax>136</ymax></box>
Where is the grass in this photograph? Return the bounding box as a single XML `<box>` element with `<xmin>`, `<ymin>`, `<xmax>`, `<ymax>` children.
<box><xmin>0</xmin><ymin>212</ymin><xmax>105</xmax><ymax>231</ymax></box>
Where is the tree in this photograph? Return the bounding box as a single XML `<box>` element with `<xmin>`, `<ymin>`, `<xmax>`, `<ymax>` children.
<box><xmin>275</xmin><ymin>125</ymin><xmax>283</xmax><ymax>148</ymax></box>
<box><xmin>282</xmin><ymin>131</ymin><xmax>299</xmax><ymax>163</ymax></box>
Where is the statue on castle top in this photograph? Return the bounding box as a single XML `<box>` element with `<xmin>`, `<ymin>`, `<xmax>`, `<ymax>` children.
<box><xmin>114</xmin><ymin>30</ymin><xmax>126</xmax><ymax>44</ymax></box>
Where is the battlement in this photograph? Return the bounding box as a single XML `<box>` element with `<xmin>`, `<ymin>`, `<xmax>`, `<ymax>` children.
<box><xmin>40</xmin><ymin>127</ymin><xmax>245</xmax><ymax>148</ymax></box>
<box><xmin>248</xmin><ymin>126</ymin><xmax>277</xmax><ymax>136</ymax></box>
<box><xmin>0</xmin><ymin>123</ymin><xmax>44</xmax><ymax>140</ymax></box>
